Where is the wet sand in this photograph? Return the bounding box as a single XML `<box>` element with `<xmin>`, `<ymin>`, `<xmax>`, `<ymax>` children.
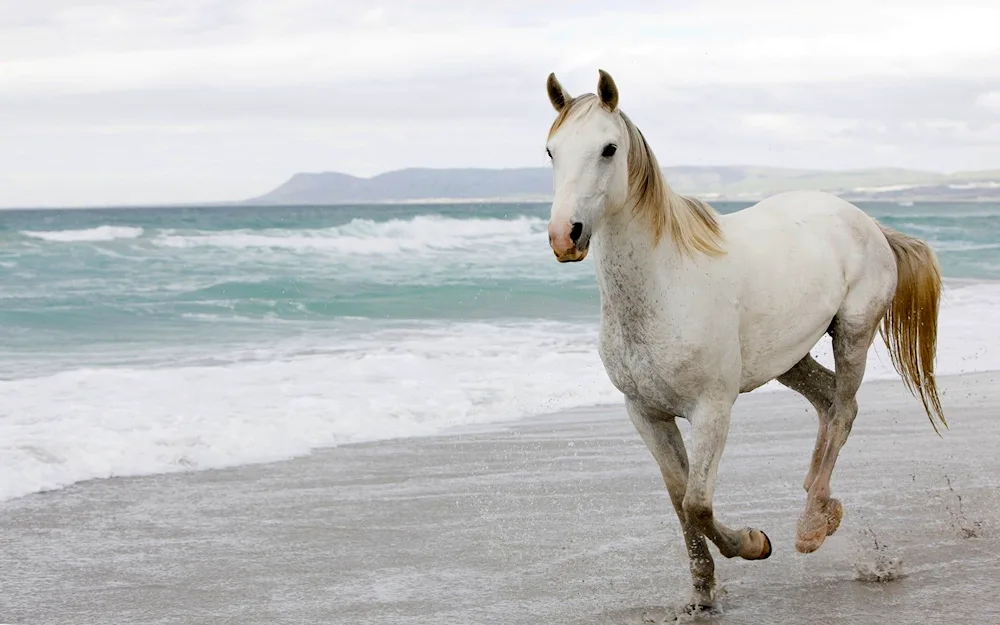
<box><xmin>2</xmin><ymin>372</ymin><xmax>999</xmax><ymax>624</ymax></box>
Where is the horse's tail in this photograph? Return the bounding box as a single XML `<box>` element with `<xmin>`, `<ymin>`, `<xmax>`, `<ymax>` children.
<box><xmin>877</xmin><ymin>224</ymin><xmax>947</xmax><ymax>434</ymax></box>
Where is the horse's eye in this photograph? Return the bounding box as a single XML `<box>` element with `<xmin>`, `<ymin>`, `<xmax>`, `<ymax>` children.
<box><xmin>546</xmin><ymin>148</ymin><xmax>552</xmax><ymax>159</ymax></box>
<box><xmin>602</xmin><ymin>144</ymin><xmax>617</xmax><ymax>158</ymax></box>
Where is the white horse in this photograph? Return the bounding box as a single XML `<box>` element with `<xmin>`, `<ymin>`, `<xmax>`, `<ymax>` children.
<box><xmin>543</xmin><ymin>69</ymin><xmax>946</xmax><ymax>613</ymax></box>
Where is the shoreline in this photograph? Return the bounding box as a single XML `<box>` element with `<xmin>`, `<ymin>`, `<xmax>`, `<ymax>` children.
<box><xmin>2</xmin><ymin>371</ymin><xmax>998</xmax><ymax>624</ymax></box>
<box><xmin>2</xmin><ymin>369</ymin><xmax>995</xmax><ymax>504</ymax></box>
<box><xmin>5</xmin><ymin>278</ymin><xmax>999</xmax><ymax>505</ymax></box>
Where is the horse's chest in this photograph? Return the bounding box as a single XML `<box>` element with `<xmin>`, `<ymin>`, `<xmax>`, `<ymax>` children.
<box><xmin>598</xmin><ymin>323</ymin><xmax>689</xmax><ymax>410</ymax></box>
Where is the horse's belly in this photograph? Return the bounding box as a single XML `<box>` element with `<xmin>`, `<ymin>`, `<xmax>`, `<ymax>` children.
<box><xmin>739</xmin><ymin>323</ymin><xmax>832</xmax><ymax>391</ymax></box>
<box><xmin>737</xmin><ymin>280</ymin><xmax>843</xmax><ymax>391</ymax></box>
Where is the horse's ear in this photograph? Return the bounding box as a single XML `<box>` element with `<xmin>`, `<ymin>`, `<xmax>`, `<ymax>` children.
<box><xmin>547</xmin><ymin>73</ymin><xmax>571</xmax><ymax>112</ymax></box>
<box><xmin>597</xmin><ymin>69</ymin><xmax>619</xmax><ymax>111</ymax></box>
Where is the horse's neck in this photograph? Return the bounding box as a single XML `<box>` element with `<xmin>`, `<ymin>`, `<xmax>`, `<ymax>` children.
<box><xmin>593</xmin><ymin>208</ymin><xmax>678</xmax><ymax>317</ymax></box>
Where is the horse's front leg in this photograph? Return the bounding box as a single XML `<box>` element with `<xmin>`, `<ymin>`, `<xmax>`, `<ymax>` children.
<box><xmin>626</xmin><ymin>399</ymin><xmax>717</xmax><ymax>611</ymax></box>
<box><xmin>683</xmin><ymin>396</ymin><xmax>773</xmax><ymax>561</ymax></box>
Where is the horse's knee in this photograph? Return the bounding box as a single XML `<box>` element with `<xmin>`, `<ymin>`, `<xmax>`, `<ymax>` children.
<box><xmin>683</xmin><ymin>498</ymin><xmax>713</xmax><ymax>531</ymax></box>
<box><xmin>830</xmin><ymin>396</ymin><xmax>859</xmax><ymax>431</ymax></box>
<box><xmin>836</xmin><ymin>395</ymin><xmax>858</xmax><ymax>416</ymax></box>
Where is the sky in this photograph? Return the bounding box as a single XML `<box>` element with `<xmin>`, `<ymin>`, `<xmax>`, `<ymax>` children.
<box><xmin>2</xmin><ymin>0</ymin><xmax>1000</xmax><ymax>207</ymax></box>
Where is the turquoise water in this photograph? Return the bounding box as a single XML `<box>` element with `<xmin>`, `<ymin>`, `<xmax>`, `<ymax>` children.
<box><xmin>2</xmin><ymin>201</ymin><xmax>997</xmax><ymax>368</ymax></box>
<box><xmin>1</xmin><ymin>203</ymin><xmax>594</xmax><ymax>376</ymax></box>
<box><xmin>1</xmin><ymin>201</ymin><xmax>999</xmax><ymax>501</ymax></box>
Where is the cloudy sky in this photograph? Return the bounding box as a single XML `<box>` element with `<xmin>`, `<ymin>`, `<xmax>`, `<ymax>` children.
<box><xmin>2</xmin><ymin>0</ymin><xmax>999</xmax><ymax>207</ymax></box>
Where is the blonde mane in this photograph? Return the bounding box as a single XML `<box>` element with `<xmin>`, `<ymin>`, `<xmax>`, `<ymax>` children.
<box><xmin>549</xmin><ymin>94</ymin><xmax>726</xmax><ymax>258</ymax></box>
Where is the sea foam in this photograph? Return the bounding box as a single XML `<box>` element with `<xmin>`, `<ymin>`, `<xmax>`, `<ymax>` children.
<box><xmin>2</xmin><ymin>281</ymin><xmax>1000</xmax><ymax>503</ymax></box>
<box><xmin>21</xmin><ymin>226</ymin><xmax>144</xmax><ymax>242</ymax></box>
<box><xmin>152</xmin><ymin>216</ymin><xmax>548</xmax><ymax>256</ymax></box>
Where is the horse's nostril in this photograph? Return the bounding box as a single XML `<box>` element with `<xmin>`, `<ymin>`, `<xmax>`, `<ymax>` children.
<box><xmin>570</xmin><ymin>222</ymin><xmax>584</xmax><ymax>243</ymax></box>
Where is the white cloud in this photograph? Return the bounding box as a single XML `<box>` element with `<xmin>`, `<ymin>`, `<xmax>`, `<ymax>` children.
<box><xmin>739</xmin><ymin>113</ymin><xmax>859</xmax><ymax>144</ymax></box>
<box><xmin>0</xmin><ymin>0</ymin><xmax>999</xmax><ymax>206</ymax></box>
<box><xmin>977</xmin><ymin>92</ymin><xmax>1000</xmax><ymax>112</ymax></box>
<box><xmin>6</xmin><ymin>2</ymin><xmax>1000</xmax><ymax>94</ymax></box>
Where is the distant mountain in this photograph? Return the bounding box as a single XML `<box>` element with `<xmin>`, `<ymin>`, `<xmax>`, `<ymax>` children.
<box><xmin>244</xmin><ymin>166</ymin><xmax>1000</xmax><ymax>205</ymax></box>
<box><xmin>247</xmin><ymin>168</ymin><xmax>553</xmax><ymax>205</ymax></box>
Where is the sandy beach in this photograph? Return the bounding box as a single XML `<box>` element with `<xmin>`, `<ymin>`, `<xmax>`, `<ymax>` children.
<box><xmin>2</xmin><ymin>372</ymin><xmax>999</xmax><ymax>624</ymax></box>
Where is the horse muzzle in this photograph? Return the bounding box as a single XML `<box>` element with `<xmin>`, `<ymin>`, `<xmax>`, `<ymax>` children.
<box><xmin>548</xmin><ymin>220</ymin><xmax>589</xmax><ymax>263</ymax></box>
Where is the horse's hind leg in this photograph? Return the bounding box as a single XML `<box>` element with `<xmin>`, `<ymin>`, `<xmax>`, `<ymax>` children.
<box><xmin>777</xmin><ymin>354</ymin><xmax>836</xmax><ymax>494</ymax></box>
<box><xmin>795</xmin><ymin>310</ymin><xmax>884</xmax><ymax>554</ymax></box>
<box><xmin>626</xmin><ymin>399</ymin><xmax>718</xmax><ymax>610</ymax></box>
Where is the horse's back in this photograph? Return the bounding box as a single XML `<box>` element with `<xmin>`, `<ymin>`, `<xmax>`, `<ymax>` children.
<box><xmin>725</xmin><ymin>190</ymin><xmax>893</xmax><ymax>286</ymax></box>
<box><xmin>728</xmin><ymin>189</ymin><xmax>881</xmax><ymax>243</ymax></box>
<box><xmin>722</xmin><ymin>190</ymin><xmax>896</xmax><ymax>389</ymax></box>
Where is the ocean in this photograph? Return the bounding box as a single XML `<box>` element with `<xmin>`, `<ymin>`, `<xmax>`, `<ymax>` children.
<box><xmin>2</xmin><ymin>201</ymin><xmax>999</xmax><ymax>502</ymax></box>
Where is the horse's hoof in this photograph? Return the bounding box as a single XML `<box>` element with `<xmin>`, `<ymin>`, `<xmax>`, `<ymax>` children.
<box><xmin>825</xmin><ymin>498</ymin><xmax>843</xmax><ymax>536</ymax></box>
<box><xmin>740</xmin><ymin>528</ymin><xmax>772</xmax><ymax>560</ymax></box>
<box><xmin>796</xmin><ymin>519</ymin><xmax>828</xmax><ymax>553</ymax></box>
<box><xmin>797</xmin><ymin>497</ymin><xmax>842</xmax><ymax>553</ymax></box>
<box><xmin>759</xmin><ymin>530</ymin><xmax>772</xmax><ymax>559</ymax></box>
<box><xmin>795</xmin><ymin>531</ymin><xmax>825</xmax><ymax>554</ymax></box>
<box><xmin>796</xmin><ymin>513</ymin><xmax>827</xmax><ymax>553</ymax></box>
